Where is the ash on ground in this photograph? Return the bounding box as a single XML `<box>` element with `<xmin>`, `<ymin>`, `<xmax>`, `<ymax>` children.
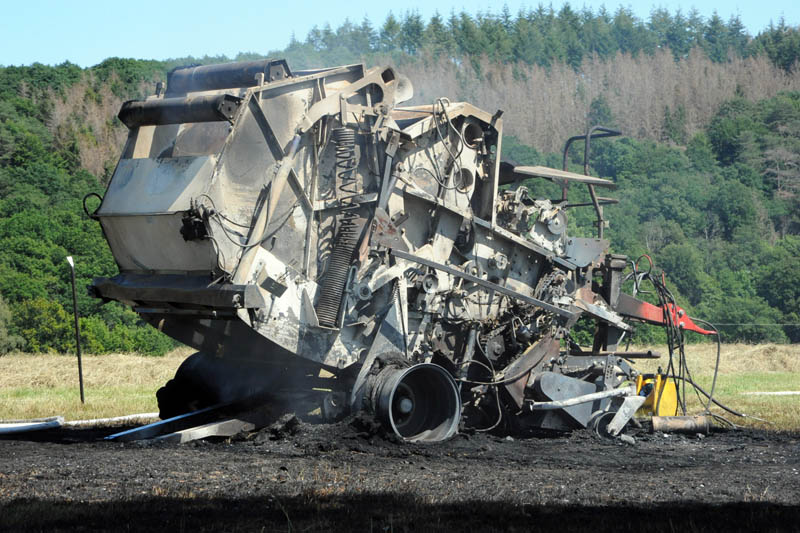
<box><xmin>1</xmin><ymin>415</ymin><xmax>798</xmax><ymax>532</ymax></box>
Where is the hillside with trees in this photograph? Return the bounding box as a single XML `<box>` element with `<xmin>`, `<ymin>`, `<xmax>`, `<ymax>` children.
<box><xmin>1</xmin><ymin>5</ymin><xmax>799</xmax><ymax>354</ymax></box>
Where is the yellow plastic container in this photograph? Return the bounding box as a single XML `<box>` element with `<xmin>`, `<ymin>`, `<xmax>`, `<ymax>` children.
<box><xmin>635</xmin><ymin>374</ymin><xmax>678</xmax><ymax>417</ymax></box>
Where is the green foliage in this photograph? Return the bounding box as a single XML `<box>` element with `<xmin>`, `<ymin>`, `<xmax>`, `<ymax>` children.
<box><xmin>706</xmin><ymin>98</ymin><xmax>760</xmax><ymax>165</ymax></box>
<box><xmin>708</xmin><ymin>296</ymin><xmax>788</xmax><ymax>343</ymax></box>
<box><xmin>588</xmin><ymin>96</ymin><xmax>616</xmax><ymax>128</ymax></box>
<box><xmin>0</xmin><ymin>59</ymin><xmax>178</xmax><ymax>355</ymax></box>
<box><xmin>705</xmin><ymin>91</ymin><xmax>800</xmax><ymax>234</ymax></box>
<box><xmin>657</xmin><ymin>243</ymin><xmax>710</xmax><ymax>306</ymax></box>
<box><xmin>0</xmin><ymin>62</ymin><xmax>83</xmax><ymax>102</ymax></box>
<box><xmin>754</xmin><ymin>19</ymin><xmax>800</xmax><ymax>72</ymax></box>
<box><xmin>507</xmin><ymin>121</ymin><xmax>796</xmax><ymax>344</ymax></box>
<box><xmin>662</xmin><ymin>104</ymin><xmax>687</xmax><ymax>144</ymax></box>
<box><xmin>544</xmin><ymin>90</ymin><xmax>800</xmax><ymax>344</ymax></box>
<box><xmin>255</xmin><ymin>8</ymin><xmax>795</xmax><ymax>72</ymax></box>
<box><xmin>755</xmin><ymin>236</ymin><xmax>800</xmax><ymax>341</ymax></box>
<box><xmin>714</xmin><ymin>182</ymin><xmax>757</xmax><ymax>239</ymax></box>
<box><xmin>501</xmin><ymin>135</ymin><xmax>544</xmax><ymax>166</ymax></box>
<box><xmin>91</xmin><ymin>57</ymin><xmax>167</xmax><ymax>98</ymax></box>
<box><xmin>79</xmin><ymin>311</ymin><xmax>176</xmax><ymax>356</ymax></box>
<box><xmin>11</xmin><ymin>297</ymin><xmax>73</xmax><ymax>353</ymax></box>
<box><xmin>685</xmin><ymin>133</ymin><xmax>716</xmax><ymax>172</ymax></box>
<box><xmin>0</xmin><ymin>295</ymin><xmax>23</xmax><ymax>354</ymax></box>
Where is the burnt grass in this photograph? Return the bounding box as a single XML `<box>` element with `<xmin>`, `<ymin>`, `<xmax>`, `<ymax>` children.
<box><xmin>1</xmin><ymin>414</ymin><xmax>799</xmax><ymax>532</ymax></box>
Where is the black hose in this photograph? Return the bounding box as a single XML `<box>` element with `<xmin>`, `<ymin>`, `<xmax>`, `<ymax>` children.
<box><xmin>692</xmin><ymin>316</ymin><xmax>722</xmax><ymax>414</ymax></box>
<box><xmin>665</xmin><ymin>374</ymin><xmax>768</xmax><ymax>423</ymax></box>
<box><xmin>82</xmin><ymin>192</ymin><xmax>102</xmax><ymax>220</ymax></box>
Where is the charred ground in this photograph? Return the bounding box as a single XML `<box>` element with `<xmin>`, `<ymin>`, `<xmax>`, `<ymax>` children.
<box><xmin>1</xmin><ymin>415</ymin><xmax>799</xmax><ymax>532</ymax></box>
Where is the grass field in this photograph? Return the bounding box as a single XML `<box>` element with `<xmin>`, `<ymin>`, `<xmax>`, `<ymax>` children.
<box><xmin>0</xmin><ymin>344</ymin><xmax>798</xmax><ymax>430</ymax></box>
<box><xmin>0</xmin><ymin>347</ymin><xmax>192</xmax><ymax>422</ymax></box>
<box><xmin>626</xmin><ymin>343</ymin><xmax>800</xmax><ymax>430</ymax></box>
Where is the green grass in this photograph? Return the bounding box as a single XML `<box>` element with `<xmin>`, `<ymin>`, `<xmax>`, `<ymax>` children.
<box><xmin>0</xmin><ymin>350</ymin><xmax>189</xmax><ymax>421</ymax></box>
<box><xmin>0</xmin><ymin>345</ymin><xmax>797</xmax><ymax>430</ymax></box>
<box><xmin>0</xmin><ymin>386</ymin><xmax>159</xmax><ymax>420</ymax></box>
<box><xmin>698</xmin><ymin>372</ymin><xmax>798</xmax><ymax>393</ymax></box>
<box><xmin>673</xmin><ymin>372</ymin><xmax>800</xmax><ymax>430</ymax></box>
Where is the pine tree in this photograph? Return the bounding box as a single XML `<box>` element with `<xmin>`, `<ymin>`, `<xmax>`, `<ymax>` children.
<box><xmin>399</xmin><ymin>11</ymin><xmax>425</xmax><ymax>54</ymax></box>
<box><xmin>703</xmin><ymin>12</ymin><xmax>730</xmax><ymax>63</ymax></box>
<box><xmin>380</xmin><ymin>13</ymin><xmax>402</xmax><ymax>52</ymax></box>
<box><xmin>423</xmin><ymin>12</ymin><xmax>455</xmax><ymax>58</ymax></box>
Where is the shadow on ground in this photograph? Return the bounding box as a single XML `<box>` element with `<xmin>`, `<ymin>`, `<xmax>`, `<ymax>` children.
<box><xmin>3</xmin><ymin>495</ymin><xmax>799</xmax><ymax>532</ymax></box>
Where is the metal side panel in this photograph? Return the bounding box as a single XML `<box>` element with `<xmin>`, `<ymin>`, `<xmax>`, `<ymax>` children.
<box><xmin>244</xmin><ymin>248</ymin><xmax>351</xmax><ymax>364</ymax></box>
<box><xmin>100</xmin><ymin>214</ymin><xmax>216</xmax><ymax>272</ymax></box>
<box><xmin>530</xmin><ymin>372</ymin><xmax>598</xmax><ymax>430</ymax></box>
<box><xmin>99</xmin><ymin>156</ymin><xmax>216</xmax><ymax>215</ymax></box>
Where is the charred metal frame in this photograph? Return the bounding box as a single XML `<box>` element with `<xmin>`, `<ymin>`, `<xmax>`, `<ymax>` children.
<box><xmin>561</xmin><ymin>126</ymin><xmax>621</xmax><ymax>238</ymax></box>
<box><xmin>87</xmin><ymin>59</ymin><xmax>712</xmax><ymax>443</ymax></box>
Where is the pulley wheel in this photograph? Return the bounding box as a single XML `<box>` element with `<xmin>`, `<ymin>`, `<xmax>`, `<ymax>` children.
<box><xmin>374</xmin><ymin>363</ymin><xmax>461</xmax><ymax>442</ymax></box>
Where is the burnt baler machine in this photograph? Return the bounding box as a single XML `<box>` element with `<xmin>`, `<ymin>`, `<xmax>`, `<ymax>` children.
<box><xmin>89</xmin><ymin>59</ymin><xmax>714</xmax><ymax>442</ymax></box>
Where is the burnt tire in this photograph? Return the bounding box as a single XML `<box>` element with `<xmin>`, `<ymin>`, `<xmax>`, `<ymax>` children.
<box><xmin>156</xmin><ymin>378</ymin><xmax>201</xmax><ymax>419</ymax></box>
<box><xmin>156</xmin><ymin>352</ymin><xmax>216</xmax><ymax>419</ymax></box>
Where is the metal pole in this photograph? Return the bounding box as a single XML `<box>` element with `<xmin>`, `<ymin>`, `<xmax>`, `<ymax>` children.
<box><xmin>66</xmin><ymin>256</ymin><xmax>84</xmax><ymax>404</ymax></box>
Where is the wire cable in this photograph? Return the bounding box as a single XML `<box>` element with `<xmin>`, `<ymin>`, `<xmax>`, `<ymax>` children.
<box><xmin>624</xmin><ymin>260</ymin><xmax>767</xmax><ymax>428</ymax></box>
<box><xmin>456</xmin><ymin>339</ymin><xmax>504</xmax><ymax>432</ymax></box>
<box><xmin>429</xmin><ymin>98</ymin><xmax>466</xmax><ymax>192</ymax></box>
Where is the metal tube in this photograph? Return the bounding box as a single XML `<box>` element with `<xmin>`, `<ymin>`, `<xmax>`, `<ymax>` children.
<box><xmin>66</xmin><ymin>256</ymin><xmax>84</xmax><ymax>404</ymax></box>
<box><xmin>166</xmin><ymin>59</ymin><xmax>291</xmax><ymax>96</ymax></box>
<box><xmin>117</xmin><ymin>94</ymin><xmax>242</xmax><ymax>129</ymax></box>
<box><xmin>302</xmin><ymin>132</ymin><xmax>319</xmax><ymax>276</ymax></box>
<box><xmin>0</xmin><ymin>416</ymin><xmax>64</xmax><ymax>434</ymax></box>
<box><xmin>560</xmin><ymin>126</ymin><xmax>621</xmax><ymax>214</ymax></box>
<box><xmin>652</xmin><ymin>415</ymin><xmax>711</xmax><ymax>435</ymax></box>
<box><xmin>587</xmin><ymin>183</ymin><xmax>604</xmax><ymax>239</ymax></box>
<box><xmin>460</xmin><ymin>328</ymin><xmax>478</xmax><ymax>380</ymax></box>
<box><xmin>583</xmin><ymin>126</ymin><xmax>620</xmax><ymax>239</ymax></box>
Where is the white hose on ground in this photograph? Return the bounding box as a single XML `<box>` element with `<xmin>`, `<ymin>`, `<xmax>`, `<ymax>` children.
<box><xmin>0</xmin><ymin>416</ymin><xmax>64</xmax><ymax>434</ymax></box>
<box><xmin>62</xmin><ymin>413</ymin><xmax>159</xmax><ymax>427</ymax></box>
<box><xmin>0</xmin><ymin>413</ymin><xmax>159</xmax><ymax>434</ymax></box>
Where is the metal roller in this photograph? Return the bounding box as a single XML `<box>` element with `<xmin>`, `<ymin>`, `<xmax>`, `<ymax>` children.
<box><xmin>117</xmin><ymin>94</ymin><xmax>242</xmax><ymax>129</ymax></box>
<box><xmin>367</xmin><ymin>364</ymin><xmax>461</xmax><ymax>442</ymax></box>
<box><xmin>165</xmin><ymin>59</ymin><xmax>291</xmax><ymax>96</ymax></box>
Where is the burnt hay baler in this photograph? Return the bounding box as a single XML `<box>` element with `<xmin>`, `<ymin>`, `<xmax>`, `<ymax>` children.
<box><xmin>88</xmin><ymin>59</ymin><xmax>712</xmax><ymax>442</ymax></box>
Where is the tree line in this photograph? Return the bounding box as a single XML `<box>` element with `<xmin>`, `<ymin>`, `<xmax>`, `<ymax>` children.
<box><xmin>279</xmin><ymin>6</ymin><xmax>800</xmax><ymax>71</ymax></box>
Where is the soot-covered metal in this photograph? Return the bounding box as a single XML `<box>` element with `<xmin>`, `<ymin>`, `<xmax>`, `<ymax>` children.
<box><xmin>89</xmin><ymin>59</ymin><xmax>712</xmax><ymax>442</ymax></box>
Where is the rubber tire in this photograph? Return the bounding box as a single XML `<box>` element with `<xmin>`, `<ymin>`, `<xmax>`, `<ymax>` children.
<box><xmin>156</xmin><ymin>352</ymin><xmax>216</xmax><ymax>419</ymax></box>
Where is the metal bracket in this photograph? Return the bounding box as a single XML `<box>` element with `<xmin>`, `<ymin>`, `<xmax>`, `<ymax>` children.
<box><xmin>606</xmin><ymin>395</ymin><xmax>646</xmax><ymax>436</ymax></box>
<box><xmin>603</xmin><ymin>353</ymin><xmax>617</xmax><ymax>388</ymax></box>
<box><xmin>297</xmin><ymin>66</ymin><xmax>398</xmax><ymax>134</ymax></box>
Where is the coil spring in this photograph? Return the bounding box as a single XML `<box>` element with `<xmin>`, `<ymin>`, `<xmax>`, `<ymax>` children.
<box><xmin>333</xmin><ymin>127</ymin><xmax>358</xmax><ymax>197</ymax></box>
<box><xmin>332</xmin><ymin>126</ymin><xmax>360</xmax><ymax>259</ymax></box>
<box><xmin>315</xmin><ymin>127</ymin><xmax>363</xmax><ymax>328</ymax></box>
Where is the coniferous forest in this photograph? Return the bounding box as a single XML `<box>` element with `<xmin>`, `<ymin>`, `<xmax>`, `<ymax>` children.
<box><xmin>1</xmin><ymin>5</ymin><xmax>799</xmax><ymax>354</ymax></box>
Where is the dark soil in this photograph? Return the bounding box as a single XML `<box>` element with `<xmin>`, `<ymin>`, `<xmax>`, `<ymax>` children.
<box><xmin>1</xmin><ymin>415</ymin><xmax>799</xmax><ymax>532</ymax></box>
